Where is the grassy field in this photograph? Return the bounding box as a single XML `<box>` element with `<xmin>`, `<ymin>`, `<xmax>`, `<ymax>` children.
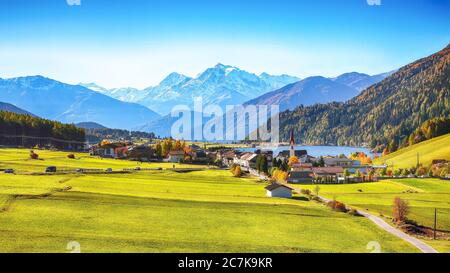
<box><xmin>373</xmin><ymin>133</ymin><xmax>450</xmax><ymax>169</ymax></box>
<box><xmin>0</xmin><ymin>148</ymin><xmax>206</xmax><ymax>173</ymax></box>
<box><xmin>0</xmin><ymin>148</ymin><xmax>417</xmax><ymax>253</ymax></box>
<box><xmin>301</xmin><ymin>179</ymin><xmax>450</xmax><ymax>253</ymax></box>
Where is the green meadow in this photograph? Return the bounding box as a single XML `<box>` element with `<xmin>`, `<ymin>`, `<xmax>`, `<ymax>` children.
<box><xmin>373</xmin><ymin>133</ymin><xmax>450</xmax><ymax>169</ymax></box>
<box><xmin>0</xmin><ymin>148</ymin><xmax>417</xmax><ymax>253</ymax></box>
<box><xmin>302</xmin><ymin>179</ymin><xmax>450</xmax><ymax>253</ymax></box>
<box><xmin>0</xmin><ymin>148</ymin><xmax>204</xmax><ymax>173</ymax></box>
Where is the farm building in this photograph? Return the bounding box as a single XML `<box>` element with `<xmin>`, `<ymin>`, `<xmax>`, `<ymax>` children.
<box><xmin>236</xmin><ymin>152</ymin><xmax>258</xmax><ymax>170</ymax></box>
<box><xmin>312</xmin><ymin>167</ymin><xmax>345</xmax><ymax>184</ymax></box>
<box><xmin>323</xmin><ymin>157</ymin><xmax>354</xmax><ymax>167</ymax></box>
<box><xmin>165</xmin><ymin>150</ymin><xmax>185</xmax><ymax>163</ymax></box>
<box><xmin>288</xmin><ymin>170</ymin><xmax>313</xmax><ymax>184</ymax></box>
<box><xmin>265</xmin><ymin>182</ymin><xmax>295</xmax><ymax>198</ymax></box>
<box><xmin>217</xmin><ymin>150</ymin><xmax>238</xmax><ymax>167</ymax></box>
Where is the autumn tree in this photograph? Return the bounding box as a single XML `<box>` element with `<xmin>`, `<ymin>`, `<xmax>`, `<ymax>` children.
<box><xmin>233</xmin><ymin>165</ymin><xmax>242</xmax><ymax>177</ymax></box>
<box><xmin>393</xmin><ymin>197</ymin><xmax>409</xmax><ymax>223</ymax></box>
<box><xmin>288</xmin><ymin>156</ymin><xmax>299</xmax><ymax>167</ymax></box>
<box><xmin>155</xmin><ymin>142</ymin><xmax>162</xmax><ymax>158</ymax></box>
<box><xmin>272</xmin><ymin>170</ymin><xmax>288</xmax><ymax>183</ymax></box>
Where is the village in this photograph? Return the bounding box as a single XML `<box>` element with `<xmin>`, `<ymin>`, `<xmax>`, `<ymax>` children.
<box><xmin>83</xmin><ymin>130</ymin><xmax>449</xmax><ymax>200</ymax></box>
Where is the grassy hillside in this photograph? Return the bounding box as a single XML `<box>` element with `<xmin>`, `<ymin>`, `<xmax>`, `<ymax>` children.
<box><xmin>302</xmin><ymin>178</ymin><xmax>450</xmax><ymax>253</ymax></box>
<box><xmin>0</xmin><ymin>148</ymin><xmax>417</xmax><ymax>253</ymax></box>
<box><xmin>373</xmin><ymin>133</ymin><xmax>450</xmax><ymax>169</ymax></box>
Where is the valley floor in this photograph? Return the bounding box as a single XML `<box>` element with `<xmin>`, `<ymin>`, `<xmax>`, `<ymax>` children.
<box><xmin>0</xmin><ymin>148</ymin><xmax>417</xmax><ymax>253</ymax></box>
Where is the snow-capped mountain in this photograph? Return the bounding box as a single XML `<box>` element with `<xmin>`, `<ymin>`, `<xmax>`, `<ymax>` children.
<box><xmin>84</xmin><ymin>64</ymin><xmax>300</xmax><ymax>115</ymax></box>
<box><xmin>79</xmin><ymin>83</ymin><xmax>144</xmax><ymax>103</ymax></box>
<box><xmin>0</xmin><ymin>76</ymin><xmax>160</xmax><ymax>130</ymax></box>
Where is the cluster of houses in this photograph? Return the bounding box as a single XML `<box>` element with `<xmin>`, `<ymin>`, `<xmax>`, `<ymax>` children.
<box><xmin>217</xmin><ymin>147</ymin><xmax>374</xmax><ymax>184</ymax></box>
<box><xmin>218</xmin><ymin>132</ymin><xmax>377</xmax><ymax>187</ymax></box>
<box><xmin>89</xmin><ymin>142</ymin><xmax>214</xmax><ymax>164</ymax></box>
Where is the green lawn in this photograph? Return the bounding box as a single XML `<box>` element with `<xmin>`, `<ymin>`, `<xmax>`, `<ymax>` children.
<box><xmin>0</xmin><ymin>149</ymin><xmax>417</xmax><ymax>253</ymax></box>
<box><xmin>301</xmin><ymin>179</ymin><xmax>450</xmax><ymax>253</ymax></box>
<box><xmin>373</xmin><ymin>133</ymin><xmax>450</xmax><ymax>169</ymax></box>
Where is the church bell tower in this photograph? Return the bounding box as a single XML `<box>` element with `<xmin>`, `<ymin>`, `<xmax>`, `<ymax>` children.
<box><xmin>290</xmin><ymin>129</ymin><xmax>295</xmax><ymax>157</ymax></box>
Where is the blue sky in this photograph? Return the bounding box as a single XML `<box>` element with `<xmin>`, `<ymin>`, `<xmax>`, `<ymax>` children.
<box><xmin>0</xmin><ymin>0</ymin><xmax>449</xmax><ymax>88</ymax></box>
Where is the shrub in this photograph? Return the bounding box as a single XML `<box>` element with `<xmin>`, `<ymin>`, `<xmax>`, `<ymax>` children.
<box><xmin>347</xmin><ymin>209</ymin><xmax>361</xmax><ymax>216</ymax></box>
<box><xmin>272</xmin><ymin>170</ymin><xmax>288</xmax><ymax>183</ymax></box>
<box><xmin>416</xmin><ymin>166</ymin><xmax>427</xmax><ymax>176</ymax></box>
<box><xmin>29</xmin><ymin>150</ymin><xmax>39</xmax><ymax>160</ymax></box>
<box><xmin>393</xmin><ymin>197</ymin><xmax>409</xmax><ymax>223</ymax></box>
<box><xmin>269</xmin><ymin>167</ymin><xmax>279</xmax><ymax>176</ymax></box>
<box><xmin>67</xmin><ymin>154</ymin><xmax>75</xmax><ymax>159</ymax></box>
<box><xmin>233</xmin><ymin>165</ymin><xmax>242</xmax><ymax>177</ymax></box>
<box><xmin>327</xmin><ymin>200</ymin><xmax>348</xmax><ymax>213</ymax></box>
<box><xmin>401</xmin><ymin>168</ymin><xmax>410</xmax><ymax>176</ymax></box>
<box><xmin>300</xmin><ymin>189</ymin><xmax>311</xmax><ymax>196</ymax></box>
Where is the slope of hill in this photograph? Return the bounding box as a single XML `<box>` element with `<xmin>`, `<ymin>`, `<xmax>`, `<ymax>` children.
<box><xmin>279</xmin><ymin>44</ymin><xmax>450</xmax><ymax>147</ymax></box>
<box><xmin>0</xmin><ymin>111</ymin><xmax>85</xmax><ymax>150</ymax></box>
<box><xmin>0</xmin><ymin>76</ymin><xmax>160</xmax><ymax>130</ymax></box>
<box><xmin>75</xmin><ymin>122</ymin><xmax>107</xmax><ymax>129</ymax></box>
<box><xmin>332</xmin><ymin>71</ymin><xmax>393</xmax><ymax>91</ymax></box>
<box><xmin>373</xmin><ymin>133</ymin><xmax>450</xmax><ymax>169</ymax></box>
<box><xmin>245</xmin><ymin>76</ymin><xmax>360</xmax><ymax>111</ymax></box>
<box><xmin>0</xmin><ymin>101</ymin><xmax>35</xmax><ymax>116</ymax></box>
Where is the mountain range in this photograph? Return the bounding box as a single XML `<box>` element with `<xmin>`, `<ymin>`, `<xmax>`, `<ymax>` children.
<box><xmin>0</xmin><ymin>76</ymin><xmax>160</xmax><ymax>130</ymax></box>
<box><xmin>279</xmin><ymin>44</ymin><xmax>450</xmax><ymax>147</ymax></box>
<box><xmin>82</xmin><ymin>64</ymin><xmax>301</xmax><ymax>115</ymax></box>
<box><xmin>1</xmin><ymin>63</ymin><xmax>394</xmax><ymax>137</ymax></box>
<box><xmin>135</xmin><ymin>70</ymin><xmax>390</xmax><ymax>137</ymax></box>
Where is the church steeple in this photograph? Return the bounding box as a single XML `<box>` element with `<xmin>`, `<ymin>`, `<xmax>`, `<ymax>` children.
<box><xmin>290</xmin><ymin>129</ymin><xmax>295</xmax><ymax>157</ymax></box>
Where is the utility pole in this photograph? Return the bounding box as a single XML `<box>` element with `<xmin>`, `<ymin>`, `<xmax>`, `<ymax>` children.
<box><xmin>434</xmin><ymin>208</ymin><xmax>437</xmax><ymax>240</ymax></box>
<box><xmin>416</xmin><ymin>152</ymin><xmax>420</xmax><ymax>169</ymax></box>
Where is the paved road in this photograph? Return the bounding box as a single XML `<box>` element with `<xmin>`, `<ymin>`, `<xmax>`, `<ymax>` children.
<box><xmin>357</xmin><ymin>209</ymin><xmax>438</xmax><ymax>253</ymax></box>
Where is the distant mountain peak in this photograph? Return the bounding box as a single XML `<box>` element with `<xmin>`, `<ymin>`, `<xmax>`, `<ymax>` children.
<box><xmin>159</xmin><ymin>72</ymin><xmax>191</xmax><ymax>86</ymax></box>
<box><xmin>214</xmin><ymin>63</ymin><xmax>235</xmax><ymax>69</ymax></box>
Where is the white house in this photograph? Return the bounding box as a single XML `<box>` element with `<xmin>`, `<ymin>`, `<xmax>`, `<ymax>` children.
<box><xmin>165</xmin><ymin>150</ymin><xmax>185</xmax><ymax>163</ymax></box>
<box><xmin>265</xmin><ymin>183</ymin><xmax>295</xmax><ymax>198</ymax></box>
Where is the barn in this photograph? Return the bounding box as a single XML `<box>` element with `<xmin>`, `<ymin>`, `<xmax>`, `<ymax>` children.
<box><xmin>265</xmin><ymin>183</ymin><xmax>295</xmax><ymax>198</ymax></box>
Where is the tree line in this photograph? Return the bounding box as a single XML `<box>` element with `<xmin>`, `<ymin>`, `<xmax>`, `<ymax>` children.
<box><xmin>383</xmin><ymin>115</ymin><xmax>450</xmax><ymax>154</ymax></box>
<box><xmin>85</xmin><ymin>128</ymin><xmax>156</xmax><ymax>143</ymax></box>
<box><xmin>0</xmin><ymin>111</ymin><xmax>85</xmax><ymax>150</ymax></box>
